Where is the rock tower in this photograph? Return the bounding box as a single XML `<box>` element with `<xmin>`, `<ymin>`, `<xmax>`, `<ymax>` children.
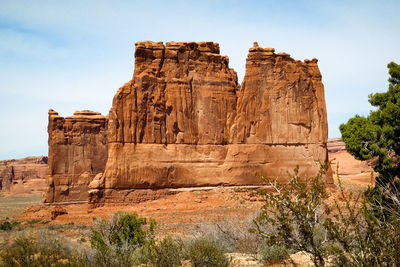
<box><xmin>45</xmin><ymin>41</ymin><xmax>331</xmax><ymax>204</ymax></box>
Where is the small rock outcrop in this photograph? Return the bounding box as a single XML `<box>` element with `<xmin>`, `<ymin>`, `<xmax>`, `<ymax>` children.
<box><xmin>328</xmin><ymin>138</ymin><xmax>374</xmax><ymax>176</ymax></box>
<box><xmin>45</xmin><ymin>41</ymin><xmax>332</xmax><ymax>204</ymax></box>
<box><xmin>44</xmin><ymin>110</ymin><xmax>108</xmax><ymax>203</ymax></box>
<box><xmin>0</xmin><ymin>156</ymin><xmax>48</xmax><ymax>195</ymax></box>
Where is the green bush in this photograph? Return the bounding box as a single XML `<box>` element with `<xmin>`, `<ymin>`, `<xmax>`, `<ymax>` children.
<box><xmin>90</xmin><ymin>211</ymin><xmax>156</xmax><ymax>266</ymax></box>
<box><xmin>0</xmin><ymin>232</ymin><xmax>80</xmax><ymax>267</ymax></box>
<box><xmin>253</xmin><ymin>163</ymin><xmax>400</xmax><ymax>266</ymax></box>
<box><xmin>142</xmin><ymin>236</ymin><xmax>184</xmax><ymax>267</ymax></box>
<box><xmin>186</xmin><ymin>238</ymin><xmax>230</xmax><ymax>267</ymax></box>
<box><xmin>91</xmin><ymin>211</ymin><xmax>155</xmax><ymax>252</ymax></box>
<box><xmin>252</xmin><ymin>164</ymin><xmax>331</xmax><ymax>266</ymax></box>
<box><xmin>0</xmin><ymin>219</ymin><xmax>19</xmax><ymax>231</ymax></box>
<box><xmin>27</xmin><ymin>219</ymin><xmax>41</xmax><ymax>225</ymax></box>
<box><xmin>258</xmin><ymin>244</ymin><xmax>290</xmax><ymax>263</ymax></box>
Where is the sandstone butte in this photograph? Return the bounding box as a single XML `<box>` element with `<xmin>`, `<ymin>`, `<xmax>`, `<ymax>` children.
<box><xmin>43</xmin><ymin>41</ymin><xmax>332</xmax><ymax>204</ymax></box>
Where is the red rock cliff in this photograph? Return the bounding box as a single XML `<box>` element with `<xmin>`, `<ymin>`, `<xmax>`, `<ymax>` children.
<box><xmin>108</xmin><ymin>41</ymin><xmax>238</xmax><ymax>145</ymax></box>
<box><xmin>232</xmin><ymin>42</ymin><xmax>327</xmax><ymax>144</ymax></box>
<box><xmin>44</xmin><ymin>110</ymin><xmax>108</xmax><ymax>203</ymax></box>
<box><xmin>86</xmin><ymin>41</ymin><xmax>331</xmax><ymax>203</ymax></box>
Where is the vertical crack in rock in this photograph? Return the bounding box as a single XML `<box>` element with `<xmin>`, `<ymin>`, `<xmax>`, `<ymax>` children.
<box><xmin>46</xmin><ymin>41</ymin><xmax>332</xmax><ymax>204</ymax></box>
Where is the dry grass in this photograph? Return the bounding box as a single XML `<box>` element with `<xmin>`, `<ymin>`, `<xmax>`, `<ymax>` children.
<box><xmin>0</xmin><ymin>195</ymin><xmax>42</xmax><ymax>220</ymax></box>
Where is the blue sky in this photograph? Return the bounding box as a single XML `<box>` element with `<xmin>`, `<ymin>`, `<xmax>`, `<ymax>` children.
<box><xmin>0</xmin><ymin>0</ymin><xmax>399</xmax><ymax>159</ymax></box>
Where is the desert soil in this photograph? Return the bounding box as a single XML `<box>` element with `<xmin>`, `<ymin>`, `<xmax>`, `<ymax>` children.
<box><xmin>1</xmin><ymin>138</ymin><xmax>375</xmax><ymax>266</ymax></box>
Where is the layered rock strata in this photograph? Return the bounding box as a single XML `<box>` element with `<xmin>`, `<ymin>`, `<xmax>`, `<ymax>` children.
<box><xmin>44</xmin><ymin>110</ymin><xmax>108</xmax><ymax>203</ymax></box>
<box><xmin>86</xmin><ymin>41</ymin><xmax>331</xmax><ymax>203</ymax></box>
<box><xmin>0</xmin><ymin>156</ymin><xmax>48</xmax><ymax>195</ymax></box>
<box><xmin>45</xmin><ymin>41</ymin><xmax>331</xmax><ymax>203</ymax></box>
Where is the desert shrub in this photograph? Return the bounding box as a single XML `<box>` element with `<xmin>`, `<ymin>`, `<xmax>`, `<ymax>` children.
<box><xmin>90</xmin><ymin>211</ymin><xmax>156</xmax><ymax>266</ymax></box>
<box><xmin>325</xmin><ymin>180</ymin><xmax>400</xmax><ymax>266</ymax></box>
<box><xmin>258</xmin><ymin>244</ymin><xmax>290</xmax><ymax>263</ymax></box>
<box><xmin>252</xmin><ymin>164</ymin><xmax>332</xmax><ymax>266</ymax></box>
<box><xmin>0</xmin><ymin>219</ymin><xmax>19</xmax><ymax>231</ymax></box>
<box><xmin>142</xmin><ymin>236</ymin><xmax>185</xmax><ymax>267</ymax></box>
<box><xmin>193</xmin><ymin>217</ymin><xmax>262</xmax><ymax>253</ymax></box>
<box><xmin>26</xmin><ymin>219</ymin><xmax>41</xmax><ymax>225</ymax></box>
<box><xmin>253</xmin><ymin>163</ymin><xmax>400</xmax><ymax>266</ymax></box>
<box><xmin>186</xmin><ymin>237</ymin><xmax>230</xmax><ymax>267</ymax></box>
<box><xmin>0</xmin><ymin>230</ymin><xmax>81</xmax><ymax>267</ymax></box>
<box><xmin>91</xmin><ymin>211</ymin><xmax>155</xmax><ymax>251</ymax></box>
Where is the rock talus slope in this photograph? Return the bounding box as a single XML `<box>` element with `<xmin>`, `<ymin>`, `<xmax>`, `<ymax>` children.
<box><xmin>44</xmin><ymin>110</ymin><xmax>108</xmax><ymax>203</ymax></box>
<box><xmin>86</xmin><ymin>41</ymin><xmax>331</xmax><ymax>203</ymax></box>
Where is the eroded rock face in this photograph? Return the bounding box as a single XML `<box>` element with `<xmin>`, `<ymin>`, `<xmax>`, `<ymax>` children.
<box><xmin>100</xmin><ymin>41</ymin><xmax>240</xmax><ymax>195</ymax></box>
<box><xmin>46</xmin><ymin>41</ymin><xmax>331</xmax><ymax>203</ymax></box>
<box><xmin>231</xmin><ymin>42</ymin><xmax>327</xmax><ymax>144</ymax></box>
<box><xmin>88</xmin><ymin>41</ymin><xmax>331</xmax><ymax>203</ymax></box>
<box><xmin>227</xmin><ymin>42</ymin><xmax>329</xmax><ymax>184</ymax></box>
<box><xmin>107</xmin><ymin>41</ymin><xmax>238</xmax><ymax>145</ymax></box>
<box><xmin>44</xmin><ymin>110</ymin><xmax>108</xmax><ymax>203</ymax></box>
<box><xmin>0</xmin><ymin>156</ymin><xmax>48</xmax><ymax>195</ymax></box>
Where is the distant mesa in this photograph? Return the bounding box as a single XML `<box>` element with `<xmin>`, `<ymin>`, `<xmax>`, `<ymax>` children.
<box><xmin>43</xmin><ymin>41</ymin><xmax>332</xmax><ymax>204</ymax></box>
<box><xmin>0</xmin><ymin>156</ymin><xmax>48</xmax><ymax>195</ymax></box>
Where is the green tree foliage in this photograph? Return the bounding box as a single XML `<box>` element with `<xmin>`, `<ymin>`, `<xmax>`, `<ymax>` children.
<box><xmin>91</xmin><ymin>211</ymin><xmax>156</xmax><ymax>253</ymax></box>
<box><xmin>340</xmin><ymin>62</ymin><xmax>400</xmax><ymax>215</ymax></box>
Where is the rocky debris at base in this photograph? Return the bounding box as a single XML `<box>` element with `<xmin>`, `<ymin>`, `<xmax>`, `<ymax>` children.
<box><xmin>51</xmin><ymin>206</ymin><xmax>68</xmax><ymax>220</ymax></box>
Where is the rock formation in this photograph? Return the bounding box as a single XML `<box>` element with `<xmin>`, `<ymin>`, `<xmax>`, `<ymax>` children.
<box><xmin>45</xmin><ymin>41</ymin><xmax>331</xmax><ymax>204</ymax></box>
<box><xmin>232</xmin><ymin>42</ymin><xmax>327</xmax><ymax>144</ymax></box>
<box><xmin>44</xmin><ymin>110</ymin><xmax>108</xmax><ymax>203</ymax></box>
<box><xmin>87</xmin><ymin>41</ymin><xmax>331</xmax><ymax>204</ymax></box>
<box><xmin>328</xmin><ymin>138</ymin><xmax>374</xmax><ymax>177</ymax></box>
<box><xmin>0</xmin><ymin>156</ymin><xmax>48</xmax><ymax>195</ymax></box>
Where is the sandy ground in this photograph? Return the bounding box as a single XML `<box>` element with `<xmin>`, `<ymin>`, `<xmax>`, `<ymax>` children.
<box><xmin>3</xmin><ymin>139</ymin><xmax>376</xmax><ymax>266</ymax></box>
<box><xmin>16</xmin><ymin>139</ymin><xmax>376</xmax><ymax>233</ymax></box>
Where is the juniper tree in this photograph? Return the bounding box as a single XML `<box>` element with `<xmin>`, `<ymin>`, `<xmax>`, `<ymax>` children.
<box><xmin>340</xmin><ymin>62</ymin><xmax>400</xmax><ymax>216</ymax></box>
